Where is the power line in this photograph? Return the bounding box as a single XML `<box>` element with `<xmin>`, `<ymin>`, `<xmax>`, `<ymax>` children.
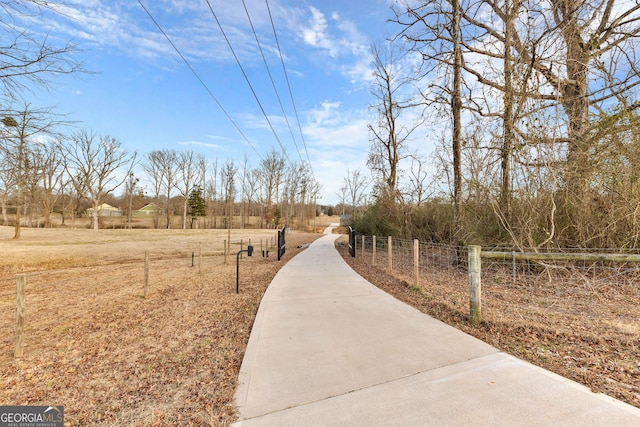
<box><xmin>241</xmin><ymin>0</ymin><xmax>304</xmax><ymax>165</ymax></box>
<box><xmin>204</xmin><ymin>0</ymin><xmax>293</xmax><ymax>166</ymax></box>
<box><xmin>265</xmin><ymin>0</ymin><xmax>315</xmax><ymax>181</ymax></box>
<box><xmin>136</xmin><ymin>0</ymin><xmax>264</xmax><ymax>163</ymax></box>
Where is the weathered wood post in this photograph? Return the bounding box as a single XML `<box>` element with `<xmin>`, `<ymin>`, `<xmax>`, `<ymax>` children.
<box><xmin>144</xmin><ymin>250</ymin><xmax>149</xmax><ymax>299</ymax></box>
<box><xmin>15</xmin><ymin>274</ymin><xmax>25</xmax><ymax>358</ymax></box>
<box><xmin>467</xmin><ymin>245</ymin><xmax>482</xmax><ymax>325</ymax></box>
<box><xmin>372</xmin><ymin>235</ymin><xmax>376</xmax><ymax>266</ymax></box>
<box><xmin>388</xmin><ymin>236</ymin><xmax>393</xmax><ymax>272</ymax></box>
<box><xmin>361</xmin><ymin>235</ymin><xmax>365</xmax><ymax>256</ymax></box>
<box><xmin>414</xmin><ymin>239</ymin><xmax>419</xmax><ymax>288</ymax></box>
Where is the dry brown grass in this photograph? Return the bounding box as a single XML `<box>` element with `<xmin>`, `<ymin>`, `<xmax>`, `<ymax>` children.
<box><xmin>0</xmin><ymin>226</ymin><xmax>324</xmax><ymax>426</ymax></box>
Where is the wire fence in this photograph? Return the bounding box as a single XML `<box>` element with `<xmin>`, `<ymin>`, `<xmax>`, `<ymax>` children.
<box><xmin>1</xmin><ymin>234</ymin><xmax>281</xmax><ymax>359</ymax></box>
<box><xmin>352</xmin><ymin>235</ymin><xmax>640</xmax><ymax>328</ymax></box>
<box><xmin>357</xmin><ymin>235</ymin><xmax>468</xmax><ymax>287</ymax></box>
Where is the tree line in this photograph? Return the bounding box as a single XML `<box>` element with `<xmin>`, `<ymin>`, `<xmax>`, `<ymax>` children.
<box><xmin>0</xmin><ymin>109</ymin><xmax>321</xmax><ymax>236</ymax></box>
<box><xmin>351</xmin><ymin>0</ymin><xmax>640</xmax><ymax>250</ymax></box>
<box><xmin>0</xmin><ymin>1</ymin><xmax>323</xmax><ymax>238</ymax></box>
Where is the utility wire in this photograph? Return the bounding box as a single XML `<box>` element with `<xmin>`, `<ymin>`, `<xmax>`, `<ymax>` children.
<box><xmin>136</xmin><ymin>0</ymin><xmax>264</xmax><ymax>162</ymax></box>
<box><xmin>241</xmin><ymin>0</ymin><xmax>304</xmax><ymax>165</ymax></box>
<box><xmin>204</xmin><ymin>0</ymin><xmax>293</xmax><ymax>166</ymax></box>
<box><xmin>265</xmin><ymin>0</ymin><xmax>315</xmax><ymax>181</ymax></box>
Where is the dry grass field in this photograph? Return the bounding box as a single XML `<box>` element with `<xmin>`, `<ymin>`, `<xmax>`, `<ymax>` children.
<box><xmin>0</xmin><ymin>224</ymin><xmax>325</xmax><ymax>426</ymax></box>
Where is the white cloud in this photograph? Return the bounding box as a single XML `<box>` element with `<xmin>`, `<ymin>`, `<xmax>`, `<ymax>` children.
<box><xmin>298</xmin><ymin>5</ymin><xmax>369</xmax><ymax>61</ymax></box>
<box><xmin>302</xmin><ymin>101</ymin><xmax>372</xmax><ymax>203</ymax></box>
<box><xmin>177</xmin><ymin>140</ymin><xmax>224</xmax><ymax>150</ymax></box>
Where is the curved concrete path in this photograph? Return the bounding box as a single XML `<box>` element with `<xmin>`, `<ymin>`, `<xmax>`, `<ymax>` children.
<box><xmin>233</xmin><ymin>226</ymin><xmax>640</xmax><ymax>426</ymax></box>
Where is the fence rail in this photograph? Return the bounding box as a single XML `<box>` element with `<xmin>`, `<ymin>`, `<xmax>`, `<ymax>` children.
<box><xmin>350</xmin><ymin>235</ymin><xmax>640</xmax><ymax>324</ymax></box>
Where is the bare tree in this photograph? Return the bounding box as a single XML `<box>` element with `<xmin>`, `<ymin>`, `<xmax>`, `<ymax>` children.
<box><xmin>336</xmin><ymin>185</ymin><xmax>348</xmax><ymax>216</ymax></box>
<box><xmin>221</xmin><ymin>159</ymin><xmax>237</xmax><ymax>264</ymax></box>
<box><xmin>244</xmin><ymin>166</ymin><xmax>259</xmax><ymax>226</ymax></box>
<box><xmin>40</xmin><ymin>141</ymin><xmax>65</xmax><ymax>227</ymax></box>
<box><xmin>308</xmin><ymin>179</ymin><xmax>322</xmax><ymax>232</ymax></box>
<box><xmin>407</xmin><ymin>155</ymin><xmax>436</xmax><ymax>206</ymax></box>
<box><xmin>368</xmin><ymin>42</ymin><xmax>418</xmax><ymax>199</ymax></box>
<box><xmin>205</xmin><ymin>158</ymin><xmax>219</xmax><ymax>228</ymax></box>
<box><xmin>60</xmin><ymin>130</ymin><xmax>135</xmax><ymax>230</ymax></box>
<box><xmin>124</xmin><ymin>172</ymin><xmax>139</xmax><ymax>230</ymax></box>
<box><xmin>142</xmin><ymin>153</ymin><xmax>162</xmax><ymax>228</ymax></box>
<box><xmin>0</xmin><ymin>151</ymin><xmax>14</xmax><ymax>224</ymax></box>
<box><xmin>176</xmin><ymin>150</ymin><xmax>204</xmax><ymax>229</ymax></box>
<box><xmin>392</xmin><ymin>0</ymin><xmax>465</xmax><ymax>237</ymax></box>
<box><xmin>0</xmin><ymin>1</ymin><xmax>83</xmax><ymax>100</ymax></box>
<box><xmin>240</xmin><ymin>154</ymin><xmax>250</xmax><ymax>228</ymax></box>
<box><xmin>0</xmin><ymin>104</ymin><xmax>61</xmax><ymax>238</ymax></box>
<box><xmin>344</xmin><ymin>168</ymin><xmax>369</xmax><ymax>217</ymax></box>
<box><xmin>143</xmin><ymin>150</ymin><xmax>178</xmax><ymax>228</ymax></box>
<box><xmin>256</xmin><ymin>150</ymin><xmax>286</xmax><ymax>228</ymax></box>
<box><xmin>282</xmin><ymin>162</ymin><xmax>311</xmax><ymax>229</ymax></box>
<box><xmin>24</xmin><ymin>143</ymin><xmax>44</xmax><ymax>227</ymax></box>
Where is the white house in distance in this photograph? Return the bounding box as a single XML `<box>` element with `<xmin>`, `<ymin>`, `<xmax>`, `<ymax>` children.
<box><xmin>86</xmin><ymin>203</ymin><xmax>122</xmax><ymax>217</ymax></box>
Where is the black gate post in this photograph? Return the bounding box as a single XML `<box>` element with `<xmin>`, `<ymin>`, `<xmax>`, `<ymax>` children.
<box><xmin>348</xmin><ymin>226</ymin><xmax>356</xmax><ymax>257</ymax></box>
<box><xmin>277</xmin><ymin>226</ymin><xmax>286</xmax><ymax>260</ymax></box>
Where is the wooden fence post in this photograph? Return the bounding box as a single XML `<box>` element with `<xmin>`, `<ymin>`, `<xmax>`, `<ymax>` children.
<box><xmin>388</xmin><ymin>236</ymin><xmax>393</xmax><ymax>272</ymax></box>
<box><xmin>372</xmin><ymin>235</ymin><xmax>376</xmax><ymax>266</ymax></box>
<box><xmin>144</xmin><ymin>250</ymin><xmax>149</xmax><ymax>299</ymax></box>
<box><xmin>15</xmin><ymin>274</ymin><xmax>25</xmax><ymax>358</ymax></box>
<box><xmin>467</xmin><ymin>245</ymin><xmax>482</xmax><ymax>325</ymax></box>
<box><xmin>414</xmin><ymin>239</ymin><xmax>419</xmax><ymax>288</ymax></box>
<box><xmin>361</xmin><ymin>235</ymin><xmax>365</xmax><ymax>256</ymax></box>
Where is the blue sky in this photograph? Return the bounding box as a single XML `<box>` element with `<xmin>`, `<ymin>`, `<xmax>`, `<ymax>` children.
<box><xmin>31</xmin><ymin>0</ymin><xmax>401</xmax><ymax>205</ymax></box>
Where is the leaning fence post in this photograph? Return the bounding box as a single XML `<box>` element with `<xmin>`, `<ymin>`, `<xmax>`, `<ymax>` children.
<box><xmin>467</xmin><ymin>245</ymin><xmax>482</xmax><ymax>325</ymax></box>
<box><xmin>15</xmin><ymin>274</ymin><xmax>25</xmax><ymax>358</ymax></box>
<box><xmin>414</xmin><ymin>239</ymin><xmax>419</xmax><ymax>288</ymax></box>
<box><xmin>388</xmin><ymin>236</ymin><xmax>393</xmax><ymax>272</ymax></box>
<box><xmin>372</xmin><ymin>235</ymin><xmax>376</xmax><ymax>266</ymax></box>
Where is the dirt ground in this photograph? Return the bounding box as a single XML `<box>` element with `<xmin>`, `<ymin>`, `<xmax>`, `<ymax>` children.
<box><xmin>336</xmin><ymin>240</ymin><xmax>640</xmax><ymax>411</ymax></box>
<box><xmin>0</xmin><ymin>226</ymin><xmax>323</xmax><ymax>426</ymax></box>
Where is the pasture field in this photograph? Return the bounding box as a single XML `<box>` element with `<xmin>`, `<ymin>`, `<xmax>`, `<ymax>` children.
<box><xmin>0</xmin><ymin>225</ymin><xmax>324</xmax><ymax>426</ymax></box>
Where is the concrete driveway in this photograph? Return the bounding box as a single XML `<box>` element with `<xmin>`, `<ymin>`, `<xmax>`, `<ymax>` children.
<box><xmin>233</xmin><ymin>226</ymin><xmax>640</xmax><ymax>426</ymax></box>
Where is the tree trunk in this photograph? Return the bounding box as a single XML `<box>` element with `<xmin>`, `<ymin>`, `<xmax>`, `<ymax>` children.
<box><xmin>92</xmin><ymin>208</ymin><xmax>99</xmax><ymax>230</ymax></box>
<box><xmin>555</xmin><ymin>0</ymin><xmax>591</xmax><ymax>196</ymax></box>
<box><xmin>501</xmin><ymin>0</ymin><xmax>514</xmax><ymax>219</ymax></box>
<box><xmin>13</xmin><ymin>208</ymin><xmax>21</xmax><ymax>239</ymax></box>
<box><xmin>452</xmin><ymin>0</ymin><xmax>463</xmax><ymax>239</ymax></box>
<box><xmin>1</xmin><ymin>196</ymin><xmax>8</xmax><ymax>225</ymax></box>
<box><xmin>182</xmin><ymin>200</ymin><xmax>188</xmax><ymax>230</ymax></box>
